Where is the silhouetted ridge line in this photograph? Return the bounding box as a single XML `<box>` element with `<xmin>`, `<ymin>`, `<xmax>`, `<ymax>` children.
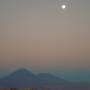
<box><xmin>0</xmin><ymin>68</ymin><xmax>67</xmax><ymax>88</ymax></box>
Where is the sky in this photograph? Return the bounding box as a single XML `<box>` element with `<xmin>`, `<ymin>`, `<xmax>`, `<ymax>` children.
<box><xmin>0</xmin><ymin>0</ymin><xmax>90</xmax><ymax>82</ymax></box>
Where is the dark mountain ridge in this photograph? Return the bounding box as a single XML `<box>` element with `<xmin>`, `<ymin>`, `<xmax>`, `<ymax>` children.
<box><xmin>0</xmin><ymin>68</ymin><xmax>67</xmax><ymax>88</ymax></box>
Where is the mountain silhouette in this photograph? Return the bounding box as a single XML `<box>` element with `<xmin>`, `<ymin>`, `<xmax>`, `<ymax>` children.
<box><xmin>0</xmin><ymin>68</ymin><xmax>67</xmax><ymax>88</ymax></box>
<box><xmin>38</xmin><ymin>73</ymin><xmax>66</xmax><ymax>86</ymax></box>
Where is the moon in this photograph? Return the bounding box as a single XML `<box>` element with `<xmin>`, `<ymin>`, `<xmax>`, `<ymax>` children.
<box><xmin>61</xmin><ymin>4</ymin><xmax>66</xmax><ymax>10</ymax></box>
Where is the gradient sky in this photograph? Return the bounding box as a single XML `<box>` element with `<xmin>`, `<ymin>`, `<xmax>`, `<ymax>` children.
<box><xmin>0</xmin><ymin>0</ymin><xmax>90</xmax><ymax>81</ymax></box>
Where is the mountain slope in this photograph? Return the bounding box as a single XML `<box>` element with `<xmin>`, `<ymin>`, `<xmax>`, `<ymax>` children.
<box><xmin>38</xmin><ymin>73</ymin><xmax>66</xmax><ymax>85</ymax></box>
<box><xmin>0</xmin><ymin>68</ymin><xmax>66</xmax><ymax>88</ymax></box>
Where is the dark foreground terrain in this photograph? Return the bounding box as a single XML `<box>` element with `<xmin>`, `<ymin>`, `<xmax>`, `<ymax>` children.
<box><xmin>0</xmin><ymin>86</ymin><xmax>90</xmax><ymax>90</ymax></box>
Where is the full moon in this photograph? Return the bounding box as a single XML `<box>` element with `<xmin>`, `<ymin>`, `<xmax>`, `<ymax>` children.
<box><xmin>61</xmin><ymin>4</ymin><xmax>66</xmax><ymax>9</ymax></box>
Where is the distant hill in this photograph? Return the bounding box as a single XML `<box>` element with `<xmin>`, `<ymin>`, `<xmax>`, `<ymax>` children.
<box><xmin>38</xmin><ymin>73</ymin><xmax>66</xmax><ymax>86</ymax></box>
<box><xmin>0</xmin><ymin>68</ymin><xmax>67</xmax><ymax>88</ymax></box>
